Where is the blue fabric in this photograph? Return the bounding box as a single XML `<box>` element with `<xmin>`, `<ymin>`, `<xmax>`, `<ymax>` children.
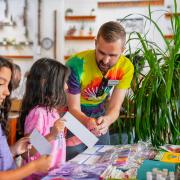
<box><xmin>110</xmin><ymin>132</ymin><xmax>134</xmax><ymax>145</ymax></box>
<box><xmin>0</xmin><ymin>125</ymin><xmax>16</xmax><ymax>170</ymax></box>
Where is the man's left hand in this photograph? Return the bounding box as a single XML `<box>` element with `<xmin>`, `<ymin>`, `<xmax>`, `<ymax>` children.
<box><xmin>97</xmin><ymin>116</ymin><xmax>111</xmax><ymax>135</ymax></box>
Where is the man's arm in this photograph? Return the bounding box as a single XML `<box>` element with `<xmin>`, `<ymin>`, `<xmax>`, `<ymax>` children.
<box><xmin>97</xmin><ymin>88</ymin><xmax>127</xmax><ymax>134</ymax></box>
<box><xmin>67</xmin><ymin>92</ymin><xmax>99</xmax><ymax>133</ymax></box>
<box><xmin>67</xmin><ymin>93</ymin><xmax>89</xmax><ymax>125</ymax></box>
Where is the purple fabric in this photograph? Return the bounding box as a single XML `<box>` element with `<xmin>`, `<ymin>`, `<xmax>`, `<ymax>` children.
<box><xmin>67</xmin><ymin>70</ymin><xmax>81</xmax><ymax>94</ymax></box>
<box><xmin>0</xmin><ymin>125</ymin><xmax>16</xmax><ymax>170</ymax></box>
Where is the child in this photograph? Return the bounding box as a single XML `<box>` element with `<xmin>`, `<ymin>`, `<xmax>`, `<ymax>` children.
<box><xmin>0</xmin><ymin>56</ymin><xmax>52</xmax><ymax>179</ymax></box>
<box><xmin>20</xmin><ymin>58</ymin><xmax>70</xmax><ymax>179</ymax></box>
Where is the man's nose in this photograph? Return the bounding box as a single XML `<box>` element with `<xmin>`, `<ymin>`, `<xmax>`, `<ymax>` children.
<box><xmin>103</xmin><ymin>55</ymin><xmax>110</xmax><ymax>64</ymax></box>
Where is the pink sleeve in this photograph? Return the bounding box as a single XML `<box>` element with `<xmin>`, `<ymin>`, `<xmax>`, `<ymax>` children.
<box><xmin>24</xmin><ymin>108</ymin><xmax>45</xmax><ymax>135</ymax></box>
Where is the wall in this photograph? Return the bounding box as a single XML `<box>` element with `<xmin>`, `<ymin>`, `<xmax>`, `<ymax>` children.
<box><xmin>64</xmin><ymin>0</ymin><xmax>179</xmax><ymax>54</ymax></box>
<box><xmin>0</xmin><ymin>0</ymin><xmax>179</xmax><ymax>74</ymax></box>
<box><xmin>0</xmin><ymin>0</ymin><xmax>64</xmax><ymax>74</ymax></box>
<box><xmin>64</xmin><ymin>0</ymin><xmax>97</xmax><ymax>56</ymax></box>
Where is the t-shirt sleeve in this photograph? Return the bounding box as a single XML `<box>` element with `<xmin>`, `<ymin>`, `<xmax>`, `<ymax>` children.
<box><xmin>116</xmin><ymin>60</ymin><xmax>134</xmax><ymax>89</ymax></box>
<box><xmin>24</xmin><ymin>108</ymin><xmax>45</xmax><ymax>135</ymax></box>
<box><xmin>66</xmin><ymin>57</ymin><xmax>83</xmax><ymax>94</ymax></box>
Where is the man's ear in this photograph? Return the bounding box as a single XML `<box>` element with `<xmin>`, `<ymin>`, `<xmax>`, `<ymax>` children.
<box><xmin>121</xmin><ymin>46</ymin><xmax>126</xmax><ymax>53</ymax></box>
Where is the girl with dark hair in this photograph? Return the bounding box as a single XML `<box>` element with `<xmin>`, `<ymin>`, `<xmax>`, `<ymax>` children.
<box><xmin>0</xmin><ymin>56</ymin><xmax>52</xmax><ymax>179</ymax></box>
<box><xmin>20</xmin><ymin>58</ymin><xmax>70</xmax><ymax>179</ymax></box>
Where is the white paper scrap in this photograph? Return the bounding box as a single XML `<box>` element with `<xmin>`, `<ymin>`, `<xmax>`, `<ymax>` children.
<box><xmin>63</xmin><ymin>112</ymin><xmax>99</xmax><ymax>148</ymax></box>
<box><xmin>83</xmin><ymin>154</ymin><xmax>101</xmax><ymax>165</ymax></box>
<box><xmin>83</xmin><ymin>146</ymin><xmax>101</xmax><ymax>154</ymax></box>
<box><xmin>30</xmin><ymin>128</ymin><xmax>51</xmax><ymax>155</ymax></box>
<box><xmin>69</xmin><ymin>154</ymin><xmax>91</xmax><ymax>164</ymax></box>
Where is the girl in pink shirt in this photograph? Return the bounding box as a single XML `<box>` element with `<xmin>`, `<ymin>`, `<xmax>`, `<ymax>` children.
<box><xmin>20</xmin><ymin>58</ymin><xmax>70</xmax><ymax>179</ymax></box>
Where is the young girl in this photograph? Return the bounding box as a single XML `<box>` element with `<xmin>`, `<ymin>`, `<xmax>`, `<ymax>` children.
<box><xmin>20</xmin><ymin>58</ymin><xmax>70</xmax><ymax>179</ymax></box>
<box><xmin>0</xmin><ymin>56</ymin><xmax>52</xmax><ymax>179</ymax></box>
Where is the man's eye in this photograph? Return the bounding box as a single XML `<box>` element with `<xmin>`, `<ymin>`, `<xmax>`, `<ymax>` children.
<box><xmin>110</xmin><ymin>55</ymin><xmax>117</xmax><ymax>57</ymax></box>
<box><xmin>99</xmin><ymin>51</ymin><xmax>105</xmax><ymax>55</ymax></box>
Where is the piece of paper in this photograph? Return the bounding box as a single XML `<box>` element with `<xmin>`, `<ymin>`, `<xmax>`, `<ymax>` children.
<box><xmin>83</xmin><ymin>146</ymin><xmax>102</xmax><ymax>155</ymax></box>
<box><xmin>69</xmin><ymin>154</ymin><xmax>91</xmax><ymax>164</ymax></box>
<box><xmin>98</xmin><ymin>145</ymin><xmax>115</xmax><ymax>152</ymax></box>
<box><xmin>83</xmin><ymin>154</ymin><xmax>101</xmax><ymax>165</ymax></box>
<box><xmin>63</xmin><ymin>112</ymin><xmax>99</xmax><ymax>148</ymax></box>
<box><xmin>30</xmin><ymin>128</ymin><xmax>51</xmax><ymax>155</ymax></box>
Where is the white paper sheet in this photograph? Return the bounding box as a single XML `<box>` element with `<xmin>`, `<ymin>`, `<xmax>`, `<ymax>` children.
<box><xmin>63</xmin><ymin>112</ymin><xmax>99</xmax><ymax>148</ymax></box>
<box><xmin>30</xmin><ymin>128</ymin><xmax>51</xmax><ymax>155</ymax></box>
<box><xmin>83</xmin><ymin>146</ymin><xmax>102</xmax><ymax>154</ymax></box>
<box><xmin>69</xmin><ymin>154</ymin><xmax>91</xmax><ymax>164</ymax></box>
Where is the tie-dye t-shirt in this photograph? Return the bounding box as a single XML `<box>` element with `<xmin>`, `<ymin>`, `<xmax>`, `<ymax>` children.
<box><xmin>66</xmin><ymin>50</ymin><xmax>134</xmax><ymax>117</ymax></box>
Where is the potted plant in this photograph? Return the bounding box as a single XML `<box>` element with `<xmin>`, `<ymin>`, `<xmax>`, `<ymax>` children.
<box><xmin>79</xmin><ymin>22</ymin><xmax>85</xmax><ymax>36</ymax></box>
<box><xmin>113</xmin><ymin>0</ymin><xmax>180</xmax><ymax>146</ymax></box>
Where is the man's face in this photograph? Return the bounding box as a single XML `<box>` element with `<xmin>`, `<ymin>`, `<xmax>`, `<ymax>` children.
<box><xmin>95</xmin><ymin>36</ymin><xmax>124</xmax><ymax>74</ymax></box>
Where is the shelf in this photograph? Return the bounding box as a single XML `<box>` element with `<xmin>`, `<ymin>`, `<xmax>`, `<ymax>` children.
<box><xmin>165</xmin><ymin>12</ymin><xmax>180</xmax><ymax>18</ymax></box>
<box><xmin>0</xmin><ymin>41</ymin><xmax>33</xmax><ymax>46</ymax></box>
<box><xmin>3</xmin><ymin>55</ymin><xmax>33</xmax><ymax>59</ymax></box>
<box><xmin>65</xmin><ymin>15</ymin><xmax>96</xmax><ymax>21</ymax></box>
<box><xmin>164</xmin><ymin>34</ymin><xmax>174</xmax><ymax>39</ymax></box>
<box><xmin>0</xmin><ymin>21</ymin><xmax>16</xmax><ymax>27</ymax></box>
<box><xmin>98</xmin><ymin>0</ymin><xmax>164</xmax><ymax>8</ymax></box>
<box><xmin>65</xmin><ymin>36</ymin><xmax>95</xmax><ymax>40</ymax></box>
<box><xmin>64</xmin><ymin>55</ymin><xmax>70</xmax><ymax>60</ymax></box>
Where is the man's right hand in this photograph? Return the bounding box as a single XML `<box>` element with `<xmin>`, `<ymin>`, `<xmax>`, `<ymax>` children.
<box><xmin>86</xmin><ymin>118</ymin><xmax>101</xmax><ymax>136</ymax></box>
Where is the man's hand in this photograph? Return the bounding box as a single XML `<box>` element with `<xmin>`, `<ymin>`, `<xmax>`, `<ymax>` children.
<box><xmin>85</xmin><ymin>118</ymin><xmax>101</xmax><ymax>136</ymax></box>
<box><xmin>97</xmin><ymin>116</ymin><xmax>111</xmax><ymax>135</ymax></box>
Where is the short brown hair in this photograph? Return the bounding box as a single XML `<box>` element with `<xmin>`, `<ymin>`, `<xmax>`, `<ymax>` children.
<box><xmin>97</xmin><ymin>21</ymin><xmax>126</xmax><ymax>45</ymax></box>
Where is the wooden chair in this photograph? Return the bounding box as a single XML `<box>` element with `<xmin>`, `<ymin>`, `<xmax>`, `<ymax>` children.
<box><xmin>7</xmin><ymin>99</ymin><xmax>22</xmax><ymax>145</ymax></box>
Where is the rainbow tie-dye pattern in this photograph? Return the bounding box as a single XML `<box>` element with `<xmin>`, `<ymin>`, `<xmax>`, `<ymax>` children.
<box><xmin>66</xmin><ymin>50</ymin><xmax>134</xmax><ymax>117</ymax></box>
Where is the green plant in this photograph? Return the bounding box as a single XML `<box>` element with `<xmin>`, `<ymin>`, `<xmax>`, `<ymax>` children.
<box><xmin>125</xmin><ymin>0</ymin><xmax>180</xmax><ymax>146</ymax></box>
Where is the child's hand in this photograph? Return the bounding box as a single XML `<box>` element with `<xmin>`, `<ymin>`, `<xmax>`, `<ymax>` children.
<box><xmin>10</xmin><ymin>136</ymin><xmax>30</xmax><ymax>157</ymax></box>
<box><xmin>32</xmin><ymin>155</ymin><xmax>52</xmax><ymax>173</ymax></box>
<box><xmin>50</xmin><ymin>119</ymin><xmax>65</xmax><ymax>139</ymax></box>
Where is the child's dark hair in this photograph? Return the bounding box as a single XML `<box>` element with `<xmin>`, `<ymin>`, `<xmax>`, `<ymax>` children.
<box><xmin>0</xmin><ymin>56</ymin><xmax>13</xmax><ymax>134</ymax></box>
<box><xmin>20</xmin><ymin>58</ymin><xmax>70</xmax><ymax>134</ymax></box>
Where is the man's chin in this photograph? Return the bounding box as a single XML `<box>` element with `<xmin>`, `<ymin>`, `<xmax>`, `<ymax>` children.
<box><xmin>100</xmin><ymin>66</ymin><xmax>109</xmax><ymax>73</ymax></box>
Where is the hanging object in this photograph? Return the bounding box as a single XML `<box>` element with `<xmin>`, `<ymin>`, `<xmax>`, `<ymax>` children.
<box><xmin>53</xmin><ymin>10</ymin><xmax>57</xmax><ymax>58</ymax></box>
<box><xmin>4</xmin><ymin>0</ymin><xmax>8</xmax><ymax>18</ymax></box>
<box><xmin>37</xmin><ymin>0</ymin><xmax>42</xmax><ymax>46</ymax></box>
<box><xmin>23</xmin><ymin>0</ymin><xmax>29</xmax><ymax>39</ymax></box>
<box><xmin>41</xmin><ymin>37</ymin><xmax>53</xmax><ymax>50</ymax></box>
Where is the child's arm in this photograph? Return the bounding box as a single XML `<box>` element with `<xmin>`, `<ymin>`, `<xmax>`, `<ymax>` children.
<box><xmin>46</xmin><ymin>119</ymin><xmax>65</xmax><ymax>141</ymax></box>
<box><xmin>10</xmin><ymin>136</ymin><xmax>30</xmax><ymax>157</ymax></box>
<box><xmin>0</xmin><ymin>155</ymin><xmax>52</xmax><ymax>180</ymax></box>
<box><xmin>24</xmin><ymin>119</ymin><xmax>65</xmax><ymax>157</ymax></box>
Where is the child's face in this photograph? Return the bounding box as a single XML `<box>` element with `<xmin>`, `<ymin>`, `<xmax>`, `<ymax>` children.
<box><xmin>0</xmin><ymin>67</ymin><xmax>11</xmax><ymax>105</ymax></box>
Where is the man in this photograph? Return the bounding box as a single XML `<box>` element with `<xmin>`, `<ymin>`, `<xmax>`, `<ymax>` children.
<box><xmin>66</xmin><ymin>21</ymin><xmax>134</xmax><ymax>160</ymax></box>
